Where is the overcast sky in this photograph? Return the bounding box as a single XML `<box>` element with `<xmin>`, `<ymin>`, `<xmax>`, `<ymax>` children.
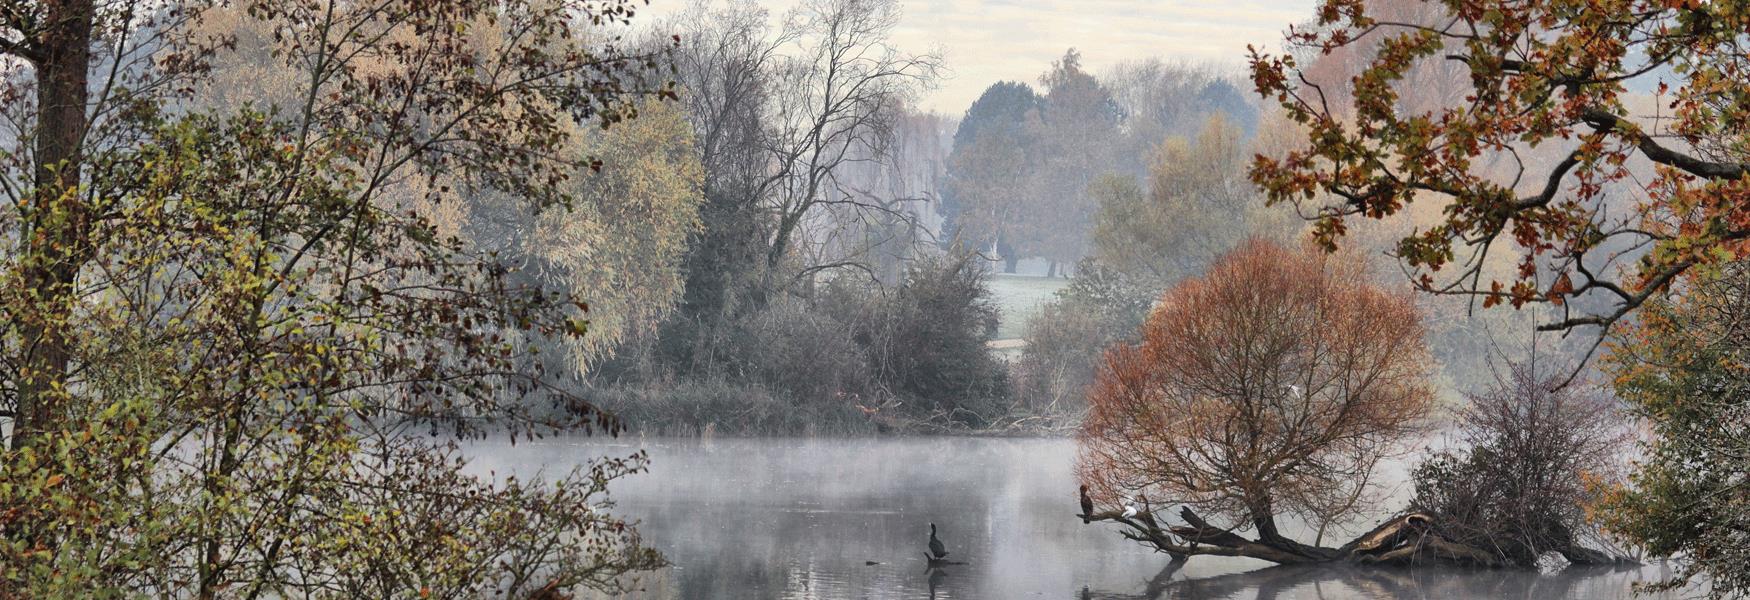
<box><xmin>642</xmin><ymin>0</ymin><xmax>1317</xmax><ymax>115</ymax></box>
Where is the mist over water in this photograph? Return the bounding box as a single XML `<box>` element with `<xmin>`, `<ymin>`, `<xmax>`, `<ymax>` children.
<box><xmin>465</xmin><ymin>437</ymin><xmax>1688</xmax><ymax>600</ymax></box>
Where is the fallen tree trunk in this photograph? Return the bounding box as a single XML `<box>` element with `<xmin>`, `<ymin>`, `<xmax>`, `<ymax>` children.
<box><xmin>1080</xmin><ymin>506</ymin><xmax>1634</xmax><ymax>569</ymax></box>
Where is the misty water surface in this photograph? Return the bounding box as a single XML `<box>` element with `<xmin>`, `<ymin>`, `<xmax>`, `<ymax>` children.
<box><xmin>466</xmin><ymin>437</ymin><xmax>1690</xmax><ymax>600</ymax></box>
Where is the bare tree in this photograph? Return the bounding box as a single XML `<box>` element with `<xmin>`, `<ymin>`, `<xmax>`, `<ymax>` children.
<box><xmin>759</xmin><ymin>0</ymin><xmax>941</xmax><ymax>287</ymax></box>
<box><xmin>660</xmin><ymin>0</ymin><xmax>940</xmax><ymax>370</ymax></box>
<box><xmin>1411</xmin><ymin>359</ymin><xmax>1632</xmax><ymax>566</ymax></box>
<box><xmin>673</xmin><ymin>0</ymin><xmax>939</xmax><ymax>279</ymax></box>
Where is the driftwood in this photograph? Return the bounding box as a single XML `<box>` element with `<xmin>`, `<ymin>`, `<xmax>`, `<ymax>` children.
<box><xmin>922</xmin><ymin>553</ymin><xmax>966</xmax><ymax>567</ymax></box>
<box><xmin>1079</xmin><ymin>506</ymin><xmax>1634</xmax><ymax>569</ymax></box>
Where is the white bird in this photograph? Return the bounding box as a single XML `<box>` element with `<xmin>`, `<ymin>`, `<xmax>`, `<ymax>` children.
<box><xmin>1285</xmin><ymin>384</ymin><xmax>1304</xmax><ymax>398</ymax></box>
<box><xmin>1121</xmin><ymin>498</ymin><xmax>1139</xmax><ymax>519</ymax></box>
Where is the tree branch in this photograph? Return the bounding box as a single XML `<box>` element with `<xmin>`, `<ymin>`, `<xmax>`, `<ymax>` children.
<box><xmin>1580</xmin><ymin>109</ymin><xmax>1750</xmax><ymax>180</ymax></box>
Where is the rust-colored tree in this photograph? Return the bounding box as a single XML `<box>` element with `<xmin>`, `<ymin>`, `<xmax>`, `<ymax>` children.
<box><xmin>1077</xmin><ymin>239</ymin><xmax>1440</xmax><ymax>564</ymax></box>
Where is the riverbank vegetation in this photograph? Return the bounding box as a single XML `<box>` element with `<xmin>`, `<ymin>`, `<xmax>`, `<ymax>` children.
<box><xmin>1604</xmin><ymin>260</ymin><xmax>1750</xmax><ymax>595</ymax></box>
<box><xmin>1072</xmin><ymin>0</ymin><xmax>1750</xmax><ymax>593</ymax></box>
<box><xmin>1076</xmin><ymin>241</ymin><xmax>1635</xmax><ymax>569</ymax></box>
<box><xmin>0</xmin><ymin>0</ymin><xmax>672</xmax><ymax>596</ymax></box>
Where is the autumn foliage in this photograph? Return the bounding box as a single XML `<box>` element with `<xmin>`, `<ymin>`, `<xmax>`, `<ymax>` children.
<box><xmin>1603</xmin><ymin>259</ymin><xmax>1750</xmax><ymax>596</ymax></box>
<box><xmin>1078</xmin><ymin>239</ymin><xmax>1433</xmax><ymax>544</ymax></box>
<box><xmin>1249</xmin><ymin>0</ymin><xmax>1750</xmax><ymax>335</ymax></box>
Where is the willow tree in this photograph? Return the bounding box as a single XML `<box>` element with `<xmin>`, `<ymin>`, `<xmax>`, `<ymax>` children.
<box><xmin>1079</xmin><ymin>240</ymin><xmax>1438</xmax><ymax>564</ymax></box>
<box><xmin>463</xmin><ymin>96</ymin><xmax>705</xmax><ymax>372</ymax></box>
<box><xmin>1</xmin><ymin>0</ymin><xmax>669</xmax><ymax>596</ymax></box>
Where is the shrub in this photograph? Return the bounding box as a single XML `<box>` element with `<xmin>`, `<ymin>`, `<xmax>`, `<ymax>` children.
<box><xmin>730</xmin><ymin>299</ymin><xmax>876</xmax><ymax>407</ymax></box>
<box><xmin>1410</xmin><ymin>361</ymin><xmax>1629</xmax><ymax>566</ymax></box>
<box><xmin>872</xmin><ymin>255</ymin><xmax>1009</xmax><ymax>426</ymax></box>
<box><xmin>1014</xmin><ymin>259</ymin><xmax>1158</xmax><ymax>417</ymax></box>
<box><xmin>593</xmin><ymin>253</ymin><xmax>1011</xmax><ymax>433</ymax></box>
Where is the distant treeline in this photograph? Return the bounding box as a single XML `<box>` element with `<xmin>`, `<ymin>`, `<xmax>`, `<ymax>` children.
<box><xmin>531</xmin><ymin>0</ymin><xmax>1599</xmax><ymax>436</ymax></box>
<box><xmin>540</xmin><ymin>0</ymin><xmax>1322</xmax><ymax>435</ymax></box>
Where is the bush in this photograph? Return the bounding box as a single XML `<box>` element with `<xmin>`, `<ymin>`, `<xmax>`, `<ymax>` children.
<box><xmin>1410</xmin><ymin>361</ymin><xmax>1629</xmax><ymax>566</ymax></box>
<box><xmin>730</xmin><ymin>299</ymin><xmax>876</xmax><ymax>406</ymax></box>
<box><xmin>866</xmin><ymin>255</ymin><xmax>1009</xmax><ymax>426</ymax></box>
<box><xmin>1014</xmin><ymin>259</ymin><xmax>1159</xmax><ymax>418</ymax></box>
<box><xmin>592</xmin><ymin>253</ymin><xmax>1012</xmax><ymax>434</ymax></box>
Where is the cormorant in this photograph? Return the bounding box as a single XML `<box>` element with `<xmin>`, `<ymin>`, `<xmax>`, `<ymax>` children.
<box><xmin>1079</xmin><ymin>484</ymin><xmax>1095</xmax><ymax>523</ymax></box>
<box><xmin>928</xmin><ymin>523</ymin><xmax>948</xmax><ymax>559</ymax></box>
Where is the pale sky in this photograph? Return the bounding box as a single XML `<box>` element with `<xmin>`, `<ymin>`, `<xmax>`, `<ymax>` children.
<box><xmin>641</xmin><ymin>0</ymin><xmax>1317</xmax><ymax>114</ymax></box>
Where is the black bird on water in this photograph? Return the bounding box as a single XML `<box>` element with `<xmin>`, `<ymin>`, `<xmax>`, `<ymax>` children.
<box><xmin>1079</xmin><ymin>484</ymin><xmax>1095</xmax><ymax>523</ymax></box>
<box><xmin>928</xmin><ymin>523</ymin><xmax>949</xmax><ymax>559</ymax></box>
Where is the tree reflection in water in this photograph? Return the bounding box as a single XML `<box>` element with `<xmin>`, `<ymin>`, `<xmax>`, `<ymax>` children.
<box><xmin>1079</xmin><ymin>560</ymin><xmax>1658</xmax><ymax>600</ymax></box>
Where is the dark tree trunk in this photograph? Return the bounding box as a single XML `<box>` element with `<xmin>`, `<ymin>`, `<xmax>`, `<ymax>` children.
<box><xmin>1080</xmin><ymin>506</ymin><xmax>1633</xmax><ymax>570</ymax></box>
<box><xmin>996</xmin><ymin>237</ymin><xmax>1018</xmax><ymax>273</ymax></box>
<box><xmin>14</xmin><ymin>0</ymin><xmax>94</xmax><ymax>451</ymax></box>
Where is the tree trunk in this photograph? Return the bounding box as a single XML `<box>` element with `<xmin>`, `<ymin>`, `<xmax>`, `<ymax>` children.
<box><xmin>1081</xmin><ymin>506</ymin><xmax>1633</xmax><ymax>570</ymax></box>
<box><xmin>995</xmin><ymin>238</ymin><xmax>1018</xmax><ymax>274</ymax></box>
<box><xmin>14</xmin><ymin>0</ymin><xmax>95</xmax><ymax>451</ymax></box>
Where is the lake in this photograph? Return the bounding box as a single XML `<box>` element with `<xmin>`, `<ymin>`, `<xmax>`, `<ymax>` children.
<box><xmin>465</xmin><ymin>436</ymin><xmax>1692</xmax><ymax>600</ymax></box>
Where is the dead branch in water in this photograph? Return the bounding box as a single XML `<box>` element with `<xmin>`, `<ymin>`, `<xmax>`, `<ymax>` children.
<box><xmin>1078</xmin><ymin>506</ymin><xmax>1634</xmax><ymax>569</ymax></box>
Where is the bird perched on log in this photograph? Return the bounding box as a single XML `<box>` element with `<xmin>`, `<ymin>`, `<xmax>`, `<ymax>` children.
<box><xmin>1121</xmin><ymin>497</ymin><xmax>1139</xmax><ymax>519</ymax></box>
<box><xmin>1079</xmin><ymin>484</ymin><xmax>1095</xmax><ymax>523</ymax></box>
<box><xmin>928</xmin><ymin>523</ymin><xmax>949</xmax><ymax>560</ymax></box>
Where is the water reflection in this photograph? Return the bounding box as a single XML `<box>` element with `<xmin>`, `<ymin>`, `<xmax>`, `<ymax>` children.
<box><xmin>926</xmin><ymin>566</ymin><xmax>948</xmax><ymax>599</ymax></box>
<box><xmin>464</xmin><ymin>436</ymin><xmax>1688</xmax><ymax>600</ymax></box>
<box><xmin>1080</xmin><ymin>559</ymin><xmax>1668</xmax><ymax>600</ymax></box>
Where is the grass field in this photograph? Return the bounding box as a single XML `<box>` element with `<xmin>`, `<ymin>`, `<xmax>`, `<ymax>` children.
<box><xmin>986</xmin><ymin>273</ymin><xmax>1069</xmax><ymax>341</ymax></box>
